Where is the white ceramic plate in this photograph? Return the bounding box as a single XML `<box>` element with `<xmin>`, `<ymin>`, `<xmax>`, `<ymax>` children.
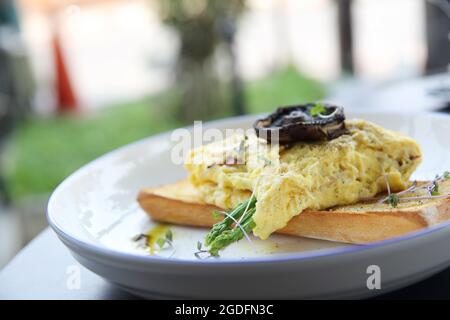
<box><xmin>47</xmin><ymin>111</ymin><xmax>450</xmax><ymax>299</ymax></box>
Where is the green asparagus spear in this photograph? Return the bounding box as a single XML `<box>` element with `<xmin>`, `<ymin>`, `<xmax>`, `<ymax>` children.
<box><xmin>205</xmin><ymin>194</ymin><xmax>256</xmax><ymax>246</ymax></box>
<box><xmin>208</xmin><ymin>207</ymin><xmax>256</xmax><ymax>256</ymax></box>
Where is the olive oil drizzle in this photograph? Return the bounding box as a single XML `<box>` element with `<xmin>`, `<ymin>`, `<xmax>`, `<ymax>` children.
<box><xmin>145</xmin><ymin>224</ymin><xmax>169</xmax><ymax>254</ymax></box>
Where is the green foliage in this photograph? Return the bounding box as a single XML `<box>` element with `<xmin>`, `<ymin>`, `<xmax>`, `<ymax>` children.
<box><xmin>156</xmin><ymin>0</ymin><xmax>246</xmax><ymax>29</ymax></box>
<box><xmin>2</xmin><ymin>98</ymin><xmax>181</xmax><ymax>200</ymax></box>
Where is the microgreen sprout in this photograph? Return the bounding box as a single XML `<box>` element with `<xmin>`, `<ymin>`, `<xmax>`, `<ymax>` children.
<box><xmin>238</xmin><ymin>136</ymin><xmax>247</xmax><ymax>155</ymax></box>
<box><xmin>309</xmin><ymin>103</ymin><xmax>326</xmax><ymax>117</ymax></box>
<box><xmin>237</xmin><ymin>180</ymin><xmax>259</xmax><ymax>227</ymax></box>
<box><xmin>194</xmin><ymin>241</ymin><xmax>212</xmax><ymax>259</ymax></box>
<box><xmin>258</xmin><ymin>155</ymin><xmax>273</xmax><ymax>167</ymax></box>
<box><xmin>379</xmin><ymin>171</ymin><xmax>450</xmax><ymax>207</ymax></box>
<box><xmin>430</xmin><ymin>186</ymin><xmax>439</xmax><ymax>196</ymax></box>
<box><xmin>318</xmin><ymin>108</ymin><xmax>338</xmax><ymax>119</ymax></box>
<box><xmin>387</xmin><ymin>194</ymin><xmax>400</xmax><ymax>208</ymax></box>
<box><xmin>134</xmin><ymin>228</ymin><xmax>176</xmax><ymax>257</ymax></box>
<box><xmin>212</xmin><ymin>211</ymin><xmax>222</xmax><ymax>219</ymax></box>
<box><xmin>309</xmin><ymin>103</ymin><xmax>338</xmax><ymax>119</ymax></box>
<box><xmin>132</xmin><ymin>233</ymin><xmax>148</xmax><ymax>248</ymax></box>
<box><xmin>156</xmin><ymin>229</ymin><xmax>174</xmax><ymax>249</ymax></box>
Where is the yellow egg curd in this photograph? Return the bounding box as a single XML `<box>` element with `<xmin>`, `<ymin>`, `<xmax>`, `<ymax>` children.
<box><xmin>185</xmin><ymin>119</ymin><xmax>422</xmax><ymax>239</ymax></box>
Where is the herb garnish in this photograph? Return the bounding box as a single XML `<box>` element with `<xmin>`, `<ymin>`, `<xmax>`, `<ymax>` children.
<box><xmin>133</xmin><ymin>227</ymin><xmax>175</xmax><ymax>256</ymax></box>
<box><xmin>310</xmin><ymin>103</ymin><xmax>326</xmax><ymax>117</ymax></box>
<box><xmin>379</xmin><ymin>171</ymin><xmax>450</xmax><ymax>207</ymax></box>
<box><xmin>207</xmin><ymin>136</ymin><xmax>248</xmax><ymax>168</ymax></box>
<box><xmin>194</xmin><ymin>241</ymin><xmax>211</xmax><ymax>259</ymax></box>
<box><xmin>309</xmin><ymin>103</ymin><xmax>339</xmax><ymax>119</ymax></box>
<box><xmin>156</xmin><ymin>229</ymin><xmax>173</xmax><ymax>249</ymax></box>
<box><xmin>132</xmin><ymin>233</ymin><xmax>148</xmax><ymax>246</ymax></box>
<box><xmin>258</xmin><ymin>155</ymin><xmax>273</xmax><ymax>167</ymax></box>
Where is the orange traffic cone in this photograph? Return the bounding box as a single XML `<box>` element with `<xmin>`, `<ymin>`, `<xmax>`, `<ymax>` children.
<box><xmin>52</xmin><ymin>32</ymin><xmax>78</xmax><ymax>113</ymax></box>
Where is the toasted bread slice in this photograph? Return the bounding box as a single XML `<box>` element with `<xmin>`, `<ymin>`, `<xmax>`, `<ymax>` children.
<box><xmin>137</xmin><ymin>179</ymin><xmax>450</xmax><ymax>244</ymax></box>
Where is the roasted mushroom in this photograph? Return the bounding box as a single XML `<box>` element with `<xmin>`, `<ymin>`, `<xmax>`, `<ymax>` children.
<box><xmin>253</xmin><ymin>103</ymin><xmax>348</xmax><ymax>144</ymax></box>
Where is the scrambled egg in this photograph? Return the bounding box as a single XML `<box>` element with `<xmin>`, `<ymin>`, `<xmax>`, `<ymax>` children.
<box><xmin>185</xmin><ymin>119</ymin><xmax>422</xmax><ymax>239</ymax></box>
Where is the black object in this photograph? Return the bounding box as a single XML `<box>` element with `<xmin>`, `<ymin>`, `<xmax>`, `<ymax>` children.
<box><xmin>376</xmin><ymin>266</ymin><xmax>450</xmax><ymax>299</ymax></box>
<box><xmin>425</xmin><ymin>0</ymin><xmax>450</xmax><ymax>74</ymax></box>
<box><xmin>253</xmin><ymin>103</ymin><xmax>348</xmax><ymax>144</ymax></box>
<box><xmin>337</xmin><ymin>0</ymin><xmax>354</xmax><ymax>74</ymax></box>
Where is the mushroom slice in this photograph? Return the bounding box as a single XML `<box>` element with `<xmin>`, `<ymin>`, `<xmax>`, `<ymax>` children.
<box><xmin>253</xmin><ymin>103</ymin><xmax>348</xmax><ymax>144</ymax></box>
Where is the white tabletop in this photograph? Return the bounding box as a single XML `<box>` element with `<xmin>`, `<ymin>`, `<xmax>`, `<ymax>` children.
<box><xmin>1</xmin><ymin>228</ymin><xmax>450</xmax><ymax>299</ymax></box>
<box><xmin>0</xmin><ymin>228</ymin><xmax>136</xmax><ymax>299</ymax></box>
